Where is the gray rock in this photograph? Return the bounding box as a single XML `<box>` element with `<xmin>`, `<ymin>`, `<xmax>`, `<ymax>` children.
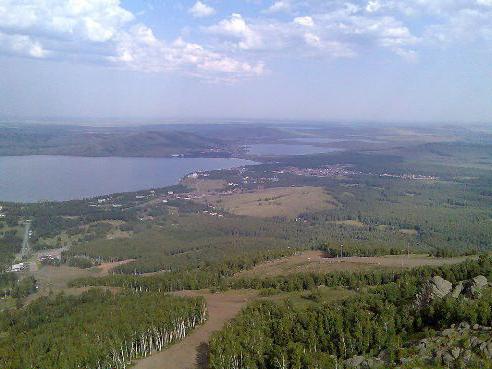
<box><xmin>470</xmin><ymin>336</ymin><xmax>483</xmax><ymax>348</ymax></box>
<box><xmin>451</xmin><ymin>282</ymin><xmax>463</xmax><ymax>298</ymax></box>
<box><xmin>366</xmin><ymin>358</ymin><xmax>384</xmax><ymax>368</ymax></box>
<box><xmin>459</xmin><ymin>321</ymin><xmax>470</xmax><ymax>330</ymax></box>
<box><xmin>470</xmin><ymin>275</ymin><xmax>488</xmax><ymax>297</ymax></box>
<box><xmin>415</xmin><ymin>276</ymin><xmax>453</xmax><ymax>307</ymax></box>
<box><xmin>345</xmin><ymin>355</ymin><xmax>366</xmax><ymax>368</ymax></box>
<box><xmin>451</xmin><ymin>347</ymin><xmax>461</xmax><ymax>359</ymax></box>
<box><xmin>478</xmin><ymin>342</ymin><xmax>492</xmax><ymax>358</ymax></box>
<box><xmin>431</xmin><ymin>276</ymin><xmax>453</xmax><ymax>298</ymax></box>
<box><xmin>442</xmin><ymin>328</ymin><xmax>454</xmax><ymax>337</ymax></box>
<box><xmin>442</xmin><ymin>352</ymin><xmax>454</xmax><ymax>366</ymax></box>
<box><xmin>487</xmin><ymin>342</ymin><xmax>492</xmax><ymax>358</ymax></box>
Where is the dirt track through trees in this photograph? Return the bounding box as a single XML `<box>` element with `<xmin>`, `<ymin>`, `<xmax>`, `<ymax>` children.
<box><xmin>133</xmin><ymin>290</ymin><xmax>257</xmax><ymax>369</ymax></box>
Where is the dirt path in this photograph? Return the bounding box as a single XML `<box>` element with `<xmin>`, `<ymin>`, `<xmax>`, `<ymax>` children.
<box><xmin>133</xmin><ymin>289</ymin><xmax>257</xmax><ymax>369</ymax></box>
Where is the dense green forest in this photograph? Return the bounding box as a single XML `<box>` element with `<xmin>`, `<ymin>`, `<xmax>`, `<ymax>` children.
<box><xmin>0</xmin><ymin>289</ymin><xmax>206</xmax><ymax>369</ymax></box>
<box><xmin>209</xmin><ymin>256</ymin><xmax>492</xmax><ymax>369</ymax></box>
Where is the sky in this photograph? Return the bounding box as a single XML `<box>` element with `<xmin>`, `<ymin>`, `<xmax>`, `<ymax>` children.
<box><xmin>0</xmin><ymin>0</ymin><xmax>491</xmax><ymax>124</ymax></box>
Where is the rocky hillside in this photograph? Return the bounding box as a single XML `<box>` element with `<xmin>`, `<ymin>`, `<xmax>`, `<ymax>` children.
<box><xmin>344</xmin><ymin>274</ymin><xmax>492</xmax><ymax>369</ymax></box>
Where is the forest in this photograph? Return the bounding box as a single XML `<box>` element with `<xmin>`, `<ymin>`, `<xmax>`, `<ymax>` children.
<box><xmin>209</xmin><ymin>256</ymin><xmax>492</xmax><ymax>369</ymax></box>
<box><xmin>0</xmin><ymin>289</ymin><xmax>206</xmax><ymax>369</ymax></box>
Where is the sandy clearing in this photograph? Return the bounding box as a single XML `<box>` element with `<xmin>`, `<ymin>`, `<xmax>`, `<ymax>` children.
<box><xmin>96</xmin><ymin>259</ymin><xmax>135</xmax><ymax>274</ymax></box>
<box><xmin>133</xmin><ymin>289</ymin><xmax>257</xmax><ymax>369</ymax></box>
<box><xmin>210</xmin><ymin>186</ymin><xmax>336</xmax><ymax>218</ymax></box>
<box><xmin>235</xmin><ymin>250</ymin><xmax>476</xmax><ymax>278</ymax></box>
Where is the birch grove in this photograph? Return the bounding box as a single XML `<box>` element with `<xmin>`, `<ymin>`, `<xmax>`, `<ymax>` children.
<box><xmin>0</xmin><ymin>289</ymin><xmax>207</xmax><ymax>369</ymax></box>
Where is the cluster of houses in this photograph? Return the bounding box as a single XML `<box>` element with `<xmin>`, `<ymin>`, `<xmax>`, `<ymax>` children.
<box><xmin>0</xmin><ymin>205</ymin><xmax>5</xmax><ymax>219</ymax></box>
<box><xmin>270</xmin><ymin>165</ymin><xmax>438</xmax><ymax>182</ymax></box>
<box><xmin>379</xmin><ymin>173</ymin><xmax>438</xmax><ymax>180</ymax></box>
<box><xmin>278</xmin><ymin>165</ymin><xmax>361</xmax><ymax>178</ymax></box>
<box><xmin>39</xmin><ymin>254</ymin><xmax>60</xmax><ymax>264</ymax></box>
<box><xmin>202</xmin><ymin>210</ymin><xmax>224</xmax><ymax>218</ymax></box>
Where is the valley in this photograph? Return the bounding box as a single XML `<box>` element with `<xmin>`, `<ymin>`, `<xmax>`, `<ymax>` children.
<box><xmin>1</xmin><ymin>122</ymin><xmax>492</xmax><ymax>368</ymax></box>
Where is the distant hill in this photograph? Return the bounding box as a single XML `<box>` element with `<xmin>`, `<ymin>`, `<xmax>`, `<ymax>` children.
<box><xmin>0</xmin><ymin>127</ymin><xmax>231</xmax><ymax>157</ymax></box>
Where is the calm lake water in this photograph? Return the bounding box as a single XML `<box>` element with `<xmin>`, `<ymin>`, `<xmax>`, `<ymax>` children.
<box><xmin>0</xmin><ymin>156</ymin><xmax>254</xmax><ymax>203</ymax></box>
<box><xmin>247</xmin><ymin>143</ymin><xmax>341</xmax><ymax>156</ymax></box>
<box><xmin>286</xmin><ymin>137</ymin><xmax>384</xmax><ymax>144</ymax></box>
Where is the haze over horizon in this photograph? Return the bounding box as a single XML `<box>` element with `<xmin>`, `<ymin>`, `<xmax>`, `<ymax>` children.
<box><xmin>1</xmin><ymin>0</ymin><xmax>491</xmax><ymax>123</ymax></box>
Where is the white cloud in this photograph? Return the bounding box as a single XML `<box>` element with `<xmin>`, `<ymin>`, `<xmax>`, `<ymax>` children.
<box><xmin>189</xmin><ymin>1</ymin><xmax>216</xmax><ymax>18</ymax></box>
<box><xmin>265</xmin><ymin>1</ymin><xmax>291</xmax><ymax>14</ymax></box>
<box><xmin>366</xmin><ymin>1</ymin><xmax>382</xmax><ymax>13</ymax></box>
<box><xmin>0</xmin><ymin>0</ymin><xmax>261</xmax><ymax>80</ymax></box>
<box><xmin>0</xmin><ymin>32</ymin><xmax>47</xmax><ymax>58</ymax></box>
<box><xmin>208</xmin><ymin>5</ymin><xmax>418</xmax><ymax>60</ymax></box>
<box><xmin>294</xmin><ymin>16</ymin><xmax>314</xmax><ymax>27</ymax></box>
<box><xmin>208</xmin><ymin>13</ymin><xmax>264</xmax><ymax>50</ymax></box>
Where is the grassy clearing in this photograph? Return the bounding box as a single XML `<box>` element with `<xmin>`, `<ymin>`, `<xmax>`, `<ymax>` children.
<box><xmin>27</xmin><ymin>261</ymin><xmax>127</xmax><ymax>301</ymax></box>
<box><xmin>262</xmin><ymin>286</ymin><xmax>357</xmax><ymax>309</ymax></box>
<box><xmin>182</xmin><ymin>178</ymin><xmax>226</xmax><ymax>193</ymax></box>
<box><xmin>332</xmin><ymin>219</ymin><xmax>365</xmax><ymax>227</ymax></box>
<box><xmin>234</xmin><ymin>250</ymin><xmax>476</xmax><ymax>278</ymax></box>
<box><xmin>212</xmin><ymin>186</ymin><xmax>336</xmax><ymax>218</ymax></box>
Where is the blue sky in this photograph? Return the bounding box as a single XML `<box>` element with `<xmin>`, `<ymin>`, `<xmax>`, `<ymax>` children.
<box><xmin>0</xmin><ymin>0</ymin><xmax>491</xmax><ymax>123</ymax></box>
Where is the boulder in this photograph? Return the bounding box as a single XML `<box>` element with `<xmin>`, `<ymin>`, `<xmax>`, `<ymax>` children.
<box><xmin>442</xmin><ymin>352</ymin><xmax>454</xmax><ymax>366</ymax></box>
<box><xmin>478</xmin><ymin>342</ymin><xmax>492</xmax><ymax>358</ymax></box>
<box><xmin>451</xmin><ymin>347</ymin><xmax>461</xmax><ymax>359</ymax></box>
<box><xmin>470</xmin><ymin>336</ymin><xmax>483</xmax><ymax>348</ymax></box>
<box><xmin>344</xmin><ymin>355</ymin><xmax>366</xmax><ymax>368</ymax></box>
<box><xmin>430</xmin><ymin>276</ymin><xmax>453</xmax><ymax>298</ymax></box>
<box><xmin>415</xmin><ymin>276</ymin><xmax>452</xmax><ymax>307</ymax></box>
<box><xmin>468</xmin><ymin>275</ymin><xmax>488</xmax><ymax>298</ymax></box>
<box><xmin>451</xmin><ymin>282</ymin><xmax>463</xmax><ymax>298</ymax></box>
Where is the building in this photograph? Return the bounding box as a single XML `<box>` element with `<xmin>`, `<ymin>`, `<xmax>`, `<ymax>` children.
<box><xmin>11</xmin><ymin>263</ymin><xmax>27</xmax><ymax>272</ymax></box>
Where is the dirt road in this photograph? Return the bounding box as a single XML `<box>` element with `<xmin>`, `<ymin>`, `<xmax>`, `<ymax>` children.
<box><xmin>134</xmin><ymin>289</ymin><xmax>257</xmax><ymax>369</ymax></box>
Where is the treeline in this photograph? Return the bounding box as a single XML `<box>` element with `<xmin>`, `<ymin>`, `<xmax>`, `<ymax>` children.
<box><xmin>0</xmin><ymin>274</ymin><xmax>34</xmax><ymax>299</ymax></box>
<box><xmin>71</xmin><ymin>249</ymin><xmax>298</xmax><ymax>292</ymax></box>
<box><xmin>0</xmin><ymin>231</ymin><xmax>22</xmax><ymax>269</ymax></box>
<box><xmin>64</xmin><ymin>214</ymin><xmax>304</xmax><ymax>275</ymax></box>
<box><xmin>209</xmin><ymin>256</ymin><xmax>492</xmax><ymax>369</ymax></box>
<box><xmin>0</xmin><ymin>289</ymin><xmax>206</xmax><ymax>369</ymax></box>
<box><xmin>230</xmin><ymin>255</ymin><xmax>491</xmax><ymax>292</ymax></box>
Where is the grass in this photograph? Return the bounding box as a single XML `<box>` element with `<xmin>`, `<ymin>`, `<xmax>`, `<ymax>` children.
<box><xmin>263</xmin><ymin>286</ymin><xmax>357</xmax><ymax>309</ymax></box>
<box><xmin>182</xmin><ymin>178</ymin><xmax>226</xmax><ymax>193</ymax></box>
<box><xmin>234</xmin><ymin>251</ymin><xmax>476</xmax><ymax>278</ymax></box>
<box><xmin>0</xmin><ymin>297</ymin><xmax>16</xmax><ymax>311</ymax></box>
<box><xmin>332</xmin><ymin>220</ymin><xmax>365</xmax><ymax>227</ymax></box>
<box><xmin>211</xmin><ymin>186</ymin><xmax>336</xmax><ymax>218</ymax></box>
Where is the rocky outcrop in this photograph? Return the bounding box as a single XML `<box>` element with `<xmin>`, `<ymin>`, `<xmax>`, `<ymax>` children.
<box><xmin>343</xmin><ymin>355</ymin><xmax>384</xmax><ymax>368</ymax></box>
<box><xmin>415</xmin><ymin>275</ymin><xmax>453</xmax><ymax>308</ymax></box>
<box><xmin>416</xmin><ymin>275</ymin><xmax>489</xmax><ymax>307</ymax></box>
<box><xmin>451</xmin><ymin>281</ymin><xmax>463</xmax><ymax>298</ymax></box>
<box><xmin>344</xmin><ymin>323</ymin><xmax>492</xmax><ymax>368</ymax></box>
<box><xmin>465</xmin><ymin>275</ymin><xmax>489</xmax><ymax>298</ymax></box>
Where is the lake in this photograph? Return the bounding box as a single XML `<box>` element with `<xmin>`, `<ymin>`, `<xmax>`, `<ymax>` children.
<box><xmin>285</xmin><ymin>137</ymin><xmax>384</xmax><ymax>144</ymax></box>
<box><xmin>247</xmin><ymin>143</ymin><xmax>341</xmax><ymax>156</ymax></box>
<box><xmin>0</xmin><ymin>156</ymin><xmax>254</xmax><ymax>203</ymax></box>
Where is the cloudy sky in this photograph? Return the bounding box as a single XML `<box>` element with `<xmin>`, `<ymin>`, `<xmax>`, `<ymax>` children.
<box><xmin>0</xmin><ymin>0</ymin><xmax>491</xmax><ymax>123</ymax></box>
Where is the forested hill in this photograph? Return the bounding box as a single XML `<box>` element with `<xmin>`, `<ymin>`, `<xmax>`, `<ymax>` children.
<box><xmin>0</xmin><ymin>126</ymin><xmax>230</xmax><ymax>157</ymax></box>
